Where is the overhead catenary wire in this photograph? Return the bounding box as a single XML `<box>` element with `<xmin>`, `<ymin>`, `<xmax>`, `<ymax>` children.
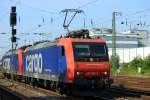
<box><xmin>25</xmin><ymin>0</ymin><xmax>101</xmax><ymax>33</ymax></box>
<box><xmin>8</xmin><ymin>0</ymin><xmax>150</xmax><ymax>35</ymax></box>
<box><xmin>78</xmin><ymin>0</ymin><xmax>100</xmax><ymax>9</ymax></box>
<box><xmin>92</xmin><ymin>8</ymin><xmax>150</xmax><ymax>28</ymax></box>
<box><xmin>7</xmin><ymin>0</ymin><xmax>59</xmax><ymax>37</ymax></box>
<box><xmin>20</xmin><ymin>0</ymin><xmax>101</xmax><ymax>44</ymax></box>
<box><xmin>121</xmin><ymin>8</ymin><xmax>150</xmax><ymax>19</ymax></box>
<box><xmin>8</xmin><ymin>0</ymin><xmax>57</xmax><ymax>15</ymax></box>
<box><xmin>0</xmin><ymin>0</ymin><xmax>20</xmax><ymax>22</ymax></box>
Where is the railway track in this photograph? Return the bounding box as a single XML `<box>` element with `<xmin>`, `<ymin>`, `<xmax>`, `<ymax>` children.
<box><xmin>0</xmin><ymin>77</ymin><xmax>83</xmax><ymax>100</ymax></box>
<box><xmin>109</xmin><ymin>86</ymin><xmax>150</xmax><ymax>99</ymax></box>
<box><xmin>0</xmin><ymin>75</ymin><xmax>150</xmax><ymax>100</ymax></box>
<box><xmin>112</xmin><ymin>75</ymin><xmax>150</xmax><ymax>91</ymax></box>
<box><xmin>71</xmin><ymin>86</ymin><xmax>150</xmax><ymax>100</ymax></box>
<box><xmin>110</xmin><ymin>86</ymin><xmax>150</xmax><ymax>96</ymax></box>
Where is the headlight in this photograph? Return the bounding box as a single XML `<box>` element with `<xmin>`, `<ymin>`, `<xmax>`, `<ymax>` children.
<box><xmin>102</xmin><ymin>71</ymin><xmax>108</xmax><ymax>75</ymax></box>
<box><xmin>76</xmin><ymin>71</ymin><xmax>84</xmax><ymax>76</ymax></box>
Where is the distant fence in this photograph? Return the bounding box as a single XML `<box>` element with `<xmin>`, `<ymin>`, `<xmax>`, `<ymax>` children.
<box><xmin>108</xmin><ymin>47</ymin><xmax>150</xmax><ymax>63</ymax></box>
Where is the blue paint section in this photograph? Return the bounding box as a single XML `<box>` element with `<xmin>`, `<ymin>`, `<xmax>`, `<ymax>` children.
<box><xmin>2</xmin><ymin>54</ymin><xmax>11</xmax><ymax>72</ymax></box>
<box><xmin>2</xmin><ymin>52</ymin><xmax>18</xmax><ymax>73</ymax></box>
<box><xmin>12</xmin><ymin>53</ymin><xmax>18</xmax><ymax>73</ymax></box>
<box><xmin>23</xmin><ymin>46</ymin><xmax>67</xmax><ymax>80</ymax></box>
<box><xmin>58</xmin><ymin>47</ymin><xmax>67</xmax><ymax>77</ymax></box>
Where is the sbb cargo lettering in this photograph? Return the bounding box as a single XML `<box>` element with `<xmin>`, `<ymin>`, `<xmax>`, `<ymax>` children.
<box><xmin>3</xmin><ymin>58</ymin><xmax>11</xmax><ymax>70</ymax></box>
<box><xmin>26</xmin><ymin>54</ymin><xmax>43</xmax><ymax>73</ymax></box>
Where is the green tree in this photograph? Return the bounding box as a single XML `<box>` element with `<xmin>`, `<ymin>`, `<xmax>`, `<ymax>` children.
<box><xmin>128</xmin><ymin>56</ymin><xmax>143</xmax><ymax>68</ymax></box>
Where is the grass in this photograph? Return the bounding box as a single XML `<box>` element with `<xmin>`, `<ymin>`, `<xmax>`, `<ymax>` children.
<box><xmin>119</xmin><ymin>80</ymin><xmax>126</xmax><ymax>88</ymax></box>
<box><xmin>142</xmin><ymin>68</ymin><xmax>150</xmax><ymax>76</ymax></box>
<box><xmin>120</xmin><ymin>66</ymin><xmax>138</xmax><ymax>75</ymax></box>
<box><xmin>116</xmin><ymin>66</ymin><xmax>150</xmax><ymax>77</ymax></box>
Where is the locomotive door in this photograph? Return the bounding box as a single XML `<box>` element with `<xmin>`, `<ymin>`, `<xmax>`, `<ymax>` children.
<box><xmin>58</xmin><ymin>46</ymin><xmax>67</xmax><ymax>81</ymax></box>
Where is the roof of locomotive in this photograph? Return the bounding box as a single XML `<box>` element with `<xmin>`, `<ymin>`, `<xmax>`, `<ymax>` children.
<box><xmin>25</xmin><ymin>37</ymin><xmax>106</xmax><ymax>51</ymax></box>
<box><xmin>25</xmin><ymin>40</ymin><xmax>57</xmax><ymax>51</ymax></box>
<box><xmin>58</xmin><ymin>37</ymin><xmax>106</xmax><ymax>43</ymax></box>
<box><xmin>22</xmin><ymin>29</ymin><xmax>106</xmax><ymax>51</ymax></box>
<box><xmin>3</xmin><ymin>50</ymin><xmax>17</xmax><ymax>57</ymax></box>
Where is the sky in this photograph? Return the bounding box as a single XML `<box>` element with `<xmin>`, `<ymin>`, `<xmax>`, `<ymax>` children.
<box><xmin>0</xmin><ymin>0</ymin><xmax>150</xmax><ymax>56</ymax></box>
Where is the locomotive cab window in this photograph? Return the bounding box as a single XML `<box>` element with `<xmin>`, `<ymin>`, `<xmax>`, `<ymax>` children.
<box><xmin>74</xmin><ymin>45</ymin><xmax>90</xmax><ymax>56</ymax></box>
<box><xmin>72</xmin><ymin>42</ymin><xmax>109</xmax><ymax>62</ymax></box>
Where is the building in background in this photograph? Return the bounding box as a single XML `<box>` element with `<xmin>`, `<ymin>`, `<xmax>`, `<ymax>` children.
<box><xmin>109</xmin><ymin>47</ymin><xmax>150</xmax><ymax>64</ymax></box>
<box><xmin>89</xmin><ymin>28</ymin><xmax>149</xmax><ymax>48</ymax></box>
<box><xmin>89</xmin><ymin>28</ymin><xmax>150</xmax><ymax>64</ymax></box>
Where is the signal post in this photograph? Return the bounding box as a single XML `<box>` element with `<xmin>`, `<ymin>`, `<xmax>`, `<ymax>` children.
<box><xmin>10</xmin><ymin>6</ymin><xmax>17</xmax><ymax>86</ymax></box>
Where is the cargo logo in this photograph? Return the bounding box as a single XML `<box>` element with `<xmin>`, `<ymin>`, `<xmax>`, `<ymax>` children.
<box><xmin>3</xmin><ymin>58</ymin><xmax>11</xmax><ymax>70</ymax></box>
<box><xmin>26</xmin><ymin>54</ymin><xmax>43</xmax><ymax>73</ymax></box>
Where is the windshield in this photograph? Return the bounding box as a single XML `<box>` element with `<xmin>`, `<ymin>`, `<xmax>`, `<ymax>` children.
<box><xmin>72</xmin><ymin>42</ymin><xmax>108</xmax><ymax>62</ymax></box>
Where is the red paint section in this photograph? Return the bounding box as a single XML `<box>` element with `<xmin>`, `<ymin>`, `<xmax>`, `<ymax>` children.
<box><xmin>57</xmin><ymin>38</ymin><xmax>75</xmax><ymax>82</ymax></box>
<box><xmin>75</xmin><ymin>62</ymin><xmax>110</xmax><ymax>78</ymax></box>
<box><xmin>17</xmin><ymin>49</ymin><xmax>23</xmax><ymax>75</ymax></box>
<box><xmin>57</xmin><ymin>38</ymin><xmax>108</xmax><ymax>82</ymax></box>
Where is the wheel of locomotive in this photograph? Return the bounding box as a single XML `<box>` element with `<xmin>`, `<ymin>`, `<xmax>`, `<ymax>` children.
<box><xmin>56</xmin><ymin>82</ymin><xmax>64</xmax><ymax>95</ymax></box>
<box><xmin>13</xmin><ymin>74</ymin><xmax>17</xmax><ymax>81</ymax></box>
<box><xmin>32</xmin><ymin>78</ymin><xmax>38</xmax><ymax>87</ymax></box>
<box><xmin>3</xmin><ymin>73</ymin><xmax>7</xmax><ymax>79</ymax></box>
<box><xmin>24</xmin><ymin>76</ymin><xmax>27</xmax><ymax>83</ymax></box>
<box><xmin>62</xmin><ymin>84</ymin><xmax>72</xmax><ymax>95</ymax></box>
<box><xmin>6</xmin><ymin>73</ymin><xmax>10</xmax><ymax>79</ymax></box>
<box><xmin>17</xmin><ymin>75</ymin><xmax>22</xmax><ymax>82</ymax></box>
<box><xmin>50</xmin><ymin>81</ymin><xmax>57</xmax><ymax>91</ymax></box>
<box><xmin>30</xmin><ymin>77</ymin><xmax>35</xmax><ymax>86</ymax></box>
<box><xmin>46</xmin><ymin>81</ymin><xmax>52</xmax><ymax>90</ymax></box>
<box><xmin>106</xmin><ymin>84</ymin><xmax>111</xmax><ymax>89</ymax></box>
<box><xmin>25</xmin><ymin>76</ymin><xmax>31</xmax><ymax>84</ymax></box>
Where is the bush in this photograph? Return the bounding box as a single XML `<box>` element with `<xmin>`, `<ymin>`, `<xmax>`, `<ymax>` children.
<box><xmin>128</xmin><ymin>56</ymin><xmax>143</xmax><ymax>68</ymax></box>
<box><xmin>110</xmin><ymin>54</ymin><xmax>120</xmax><ymax>74</ymax></box>
<box><xmin>143</xmin><ymin>55</ymin><xmax>150</xmax><ymax>69</ymax></box>
<box><xmin>120</xmin><ymin>55</ymin><xmax>150</xmax><ymax>76</ymax></box>
<box><xmin>119</xmin><ymin>80</ymin><xmax>126</xmax><ymax>88</ymax></box>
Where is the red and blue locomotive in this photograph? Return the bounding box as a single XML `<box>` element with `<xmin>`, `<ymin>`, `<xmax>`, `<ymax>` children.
<box><xmin>1</xmin><ymin>29</ymin><xmax>113</xmax><ymax>92</ymax></box>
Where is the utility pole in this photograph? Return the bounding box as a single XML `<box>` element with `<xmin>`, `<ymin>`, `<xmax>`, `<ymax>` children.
<box><xmin>112</xmin><ymin>12</ymin><xmax>116</xmax><ymax>59</ymax></box>
<box><xmin>112</xmin><ymin>12</ymin><xmax>121</xmax><ymax>69</ymax></box>
<box><xmin>10</xmin><ymin>6</ymin><xmax>17</xmax><ymax>86</ymax></box>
